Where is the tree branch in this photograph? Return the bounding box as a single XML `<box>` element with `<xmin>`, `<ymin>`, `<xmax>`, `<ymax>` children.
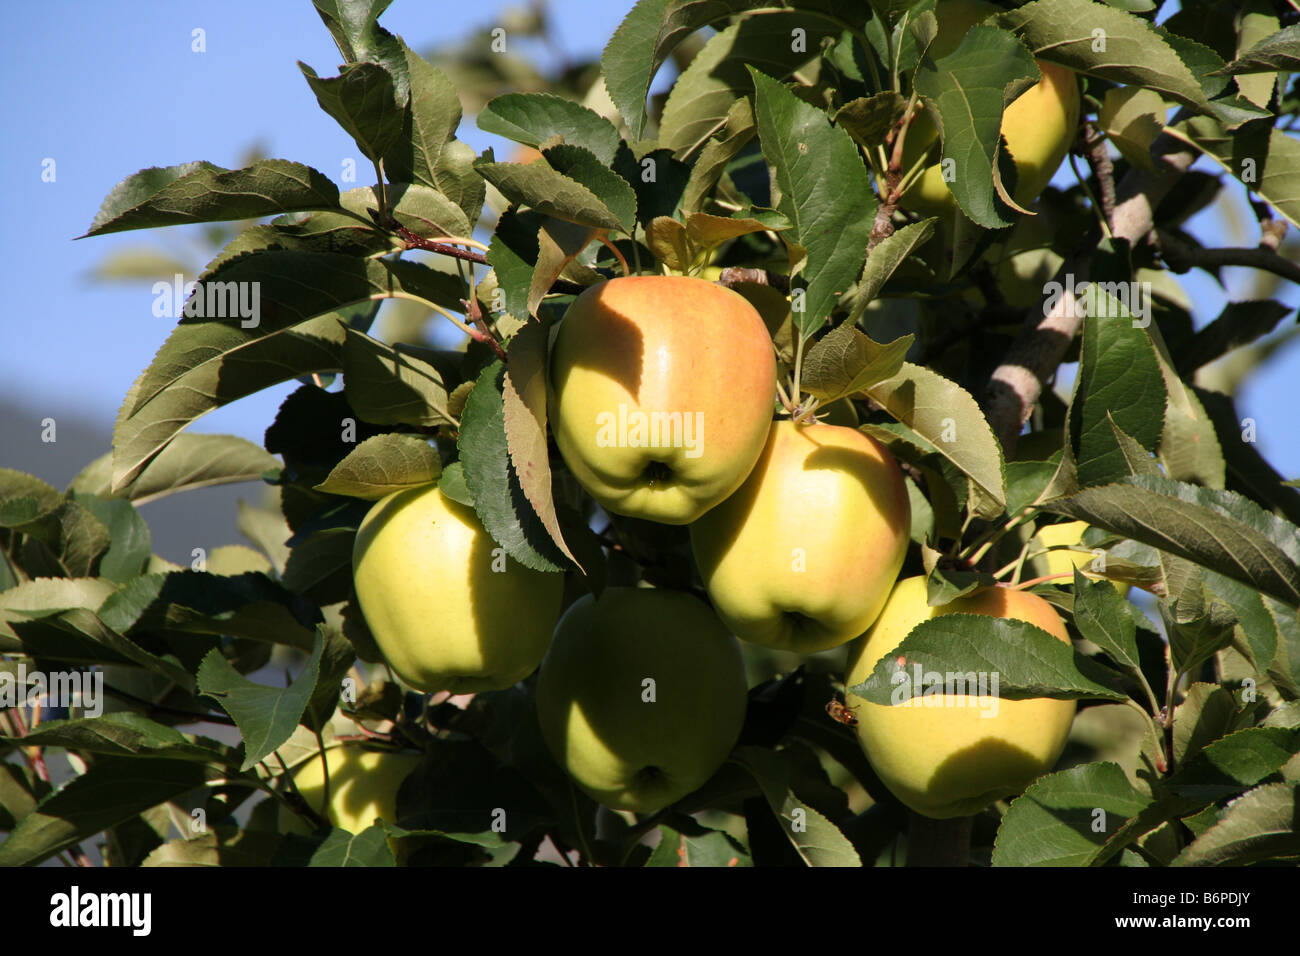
<box><xmin>983</xmin><ymin>129</ymin><xmax>1198</xmax><ymax>453</ymax></box>
<box><xmin>1152</xmin><ymin>227</ymin><xmax>1300</xmax><ymax>287</ymax></box>
<box><xmin>1083</xmin><ymin>122</ymin><xmax>1116</xmax><ymax>229</ymax></box>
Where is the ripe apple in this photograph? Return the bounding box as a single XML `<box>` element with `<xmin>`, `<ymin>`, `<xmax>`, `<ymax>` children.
<box><xmin>535</xmin><ymin>587</ymin><xmax>749</xmax><ymax>813</ymax></box>
<box><xmin>279</xmin><ymin>746</ymin><xmax>423</xmax><ymax>835</ymax></box>
<box><xmin>352</xmin><ymin>483</ymin><xmax>564</xmax><ymax>693</ymax></box>
<box><xmin>1033</xmin><ymin>519</ymin><xmax>1130</xmax><ymax>596</ymax></box>
<box><xmin>898</xmin><ymin>0</ymin><xmax>1080</xmax><ymax>216</ymax></box>
<box><xmin>548</xmin><ymin>275</ymin><xmax>776</xmax><ymax>525</ymax></box>
<box><xmin>845</xmin><ymin>576</ymin><xmax>1076</xmax><ymax>818</ymax></box>
<box><xmin>690</xmin><ymin>420</ymin><xmax>911</xmax><ymax>653</ymax></box>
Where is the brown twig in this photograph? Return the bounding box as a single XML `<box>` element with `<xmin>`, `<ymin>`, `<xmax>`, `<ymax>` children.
<box><xmin>1082</xmin><ymin>123</ymin><xmax>1117</xmax><ymax>230</ymax></box>
<box><xmin>715</xmin><ymin>267</ymin><xmax>791</xmax><ymax>293</ymax></box>
<box><xmin>1152</xmin><ymin>227</ymin><xmax>1300</xmax><ymax>286</ymax></box>
<box><xmin>983</xmin><ymin>127</ymin><xmax>1199</xmax><ymax>453</ymax></box>
<box><xmin>867</xmin><ymin>102</ymin><xmax>919</xmax><ymax>253</ymax></box>
<box><xmin>461</xmin><ymin>292</ymin><xmax>508</xmax><ymax>361</ymax></box>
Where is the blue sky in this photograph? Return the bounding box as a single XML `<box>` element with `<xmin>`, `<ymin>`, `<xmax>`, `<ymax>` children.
<box><xmin>1</xmin><ymin>0</ymin><xmax>1296</xmax><ymax>482</ymax></box>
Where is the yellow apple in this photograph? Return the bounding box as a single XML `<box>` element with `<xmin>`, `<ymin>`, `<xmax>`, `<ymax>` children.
<box><xmin>690</xmin><ymin>420</ymin><xmax>911</xmax><ymax>653</ymax></box>
<box><xmin>898</xmin><ymin>0</ymin><xmax>1080</xmax><ymax>216</ymax></box>
<box><xmin>845</xmin><ymin>576</ymin><xmax>1076</xmax><ymax>818</ymax></box>
<box><xmin>548</xmin><ymin>275</ymin><xmax>776</xmax><ymax>525</ymax></box>
<box><xmin>279</xmin><ymin>746</ymin><xmax>423</xmax><ymax>835</ymax></box>
<box><xmin>352</xmin><ymin>483</ymin><xmax>564</xmax><ymax>693</ymax></box>
<box><xmin>1032</xmin><ymin>520</ymin><xmax>1130</xmax><ymax>595</ymax></box>
<box><xmin>535</xmin><ymin>587</ymin><xmax>748</xmax><ymax>813</ymax></box>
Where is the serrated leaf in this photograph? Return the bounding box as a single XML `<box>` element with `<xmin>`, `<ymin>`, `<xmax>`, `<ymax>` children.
<box><xmin>850</xmin><ymin>612</ymin><xmax>1127</xmax><ymax>704</ymax></box>
<box><xmin>341</xmin><ymin>326</ymin><xmax>454</xmax><ymax>427</ymax></box>
<box><xmin>7</xmin><ymin>713</ymin><xmax>235</xmax><ymax>764</ymax></box>
<box><xmin>475</xmin><ymin>154</ymin><xmax>627</xmax><ymax>232</ymax></box>
<box><xmin>197</xmin><ymin>633</ymin><xmax>325</xmax><ymax>771</ymax></box>
<box><xmin>1071</xmin><ymin>573</ymin><xmax>1143</xmax><ymax>679</ymax></box>
<box><xmin>1172</xmin><ymin>782</ymin><xmax>1300</xmax><ymax>866</ymax></box>
<box><xmin>69</xmin><ymin>434</ymin><xmax>278</xmax><ymax>506</ymax></box>
<box><xmin>646</xmin><ymin>816</ymin><xmax>752</xmax><ymax>867</ymax></box>
<box><xmin>83</xmin><ymin>160</ymin><xmax>340</xmax><ymax>237</ymax></box>
<box><xmin>848</xmin><ymin>218</ymin><xmax>936</xmax><ymax>318</ymax></box>
<box><xmin>1216</xmin><ymin>24</ymin><xmax>1300</xmax><ymax>75</ymax></box>
<box><xmin>835</xmin><ymin>91</ymin><xmax>907</xmax><ymax>152</ymax></box>
<box><xmin>436</xmin><ymin>460</ymin><xmax>474</xmax><ymax>507</ymax></box>
<box><xmin>542</xmin><ymin>144</ymin><xmax>638</xmax><ymax>234</ymax></box>
<box><xmin>860</xmin><ymin>361</ymin><xmax>1005</xmax><ymax>516</ymax></box>
<box><xmin>479</xmin><ymin>92</ymin><xmax>621</xmax><ymax>166</ymax></box>
<box><xmin>731</xmin><ymin>746</ymin><xmax>860</xmax><ymax>867</ymax></box>
<box><xmin>1171</xmin><ymin>115</ymin><xmax>1300</xmax><ymax>230</ymax></box>
<box><xmin>1167</xmin><ymin>726</ymin><xmax>1300</xmax><ymax>801</ymax></box>
<box><xmin>1045</xmin><ymin>476</ymin><xmax>1300</xmax><ymax>608</ymax></box>
<box><xmin>801</xmin><ymin>325</ymin><xmax>912</xmax><ymax>404</ymax></box>
<box><xmin>68</xmin><ymin>493</ymin><xmax>151</xmax><ymax>583</ymax></box>
<box><xmin>680</xmin><ymin>97</ymin><xmax>755</xmax><ymax>214</ymax></box>
<box><xmin>142</xmin><ymin>826</ymin><xmax>282</xmax><ymax>866</ymax></box>
<box><xmin>458</xmin><ymin>362</ymin><xmax>565</xmax><ymax>572</ymax></box>
<box><xmin>750</xmin><ymin>68</ymin><xmax>876</xmax><ymax>335</ymax></box>
<box><xmin>303</xmin><ymin>825</ymin><xmax>397</xmax><ymax>866</ymax></box>
<box><xmin>527</xmin><ymin>217</ymin><xmax>600</xmax><ymax>317</ymax></box>
<box><xmin>913</xmin><ymin>26</ymin><xmax>1040</xmax><ymax>228</ymax></box>
<box><xmin>503</xmin><ymin>320</ymin><xmax>581</xmax><ymax>571</ymax></box>
<box><xmin>300</xmin><ymin>60</ymin><xmax>403</xmax><ymax>163</ymax></box>
<box><xmin>990</xmin><ymin>761</ymin><xmax>1150</xmax><ymax>866</ymax></box>
<box><xmin>388</xmin><ymin>181</ymin><xmax>471</xmax><ymax>240</ymax></box>
<box><xmin>0</xmin><ymin>758</ymin><xmax>212</xmax><ymax>867</ymax></box>
<box><xmin>994</xmin><ymin>0</ymin><xmax>1212</xmax><ymax>112</ymax></box>
<box><xmin>1098</xmin><ymin>86</ymin><xmax>1165</xmax><ymax>172</ymax></box>
<box><xmin>314</xmin><ymin>434</ymin><xmax>441</xmax><ymax>499</ymax></box>
<box><xmin>1071</xmin><ymin>306</ymin><xmax>1166</xmax><ymax>487</ymax></box>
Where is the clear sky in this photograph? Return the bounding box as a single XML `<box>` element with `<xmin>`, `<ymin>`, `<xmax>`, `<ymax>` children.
<box><xmin>1</xmin><ymin>0</ymin><xmax>1296</xmax><ymax>482</ymax></box>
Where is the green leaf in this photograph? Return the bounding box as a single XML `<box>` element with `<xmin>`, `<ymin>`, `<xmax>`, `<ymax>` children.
<box><xmin>800</xmin><ymin>325</ymin><xmax>912</xmax><ymax>405</ymax></box>
<box><xmin>197</xmin><ymin>633</ymin><xmax>325</xmax><ymax>771</ymax></box>
<box><xmin>849</xmin><ymin>612</ymin><xmax>1128</xmax><ymax>704</ymax></box>
<box><xmin>1167</xmin><ymin>726</ymin><xmax>1300</xmax><ymax>801</ymax></box>
<box><xmin>848</xmin><ymin>217</ymin><xmax>937</xmax><ymax>318</ymax></box>
<box><xmin>926</xmin><ymin>567</ymin><xmax>998</xmax><ymax>605</ymax></box>
<box><xmin>1215</xmin><ymin>23</ymin><xmax>1300</xmax><ymax>75</ymax></box>
<box><xmin>1045</xmin><ymin>476</ymin><xmax>1300</xmax><ymax>608</ymax></box>
<box><xmin>527</xmin><ymin>218</ymin><xmax>601</xmax><ymax>317</ymax></box>
<box><xmin>436</xmin><ymin>461</ymin><xmax>474</xmax><ymax>508</ymax></box>
<box><xmin>658</xmin><ymin>13</ymin><xmax>834</xmax><ymax>157</ymax></box>
<box><xmin>478</xmin><ymin>92</ymin><xmax>621</xmax><ymax>166</ymax></box>
<box><xmin>304</xmin><ymin>825</ymin><xmax>397</xmax><ymax>866</ymax></box>
<box><xmin>860</xmin><ymin>362</ymin><xmax>1006</xmax><ymax>517</ymax></box>
<box><xmin>69</xmin><ymin>435</ymin><xmax>277</xmax><ymax>507</ymax></box>
<box><xmin>646</xmin><ymin>816</ymin><xmax>752</xmax><ymax>867</ymax></box>
<box><xmin>680</xmin><ymin>98</ymin><xmax>755</xmax><ymax>214</ymax></box>
<box><xmin>1172</xmin><ymin>782</ymin><xmax>1300</xmax><ymax>866</ymax></box>
<box><xmin>1173</xmin><ymin>682</ymin><xmax>1247</xmax><ymax>767</ymax></box>
<box><xmin>541</xmin><ymin>145</ymin><xmax>638</xmax><ymax>235</ymax></box>
<box><xmin>995</xmin><ymin>0</ymin><xmax>1212</xmax><ymax>112</ymax></box>
<box><xmin>458</xmin><ymin>362</ymin><xmax>565</xmax><ymax>572</ymax></box>
<box><xmin>1171</xmin><ymin>115</ymin><xmax>1300</xmax><ymax>230</ymax></box>
<box><xmin>341</xmin><ymin>326</ymin><xmax>455</xmax><ymax>427</ymax></box>
<box><xmin>142</xmin><ymin>826</ymin><xmax>283</xmax><ymax>866</ymax></box>
<box><xmin>1070</xmin><ymin>305</ymin><xmax>1166</xmax><ymax>487</ymax></box>
<box><xmin>83</xmin><ymin>160</ymin><xmax>340</xmax><ymax>237</ymax></box>
<box><xmin>383</xmin><ymin>41</ymin><xmax>484</xmax><ymax>224</ymax></box>
<box><xmin>311</xmin><ymin>0</ymin><xmax>403</xmax><ymax>79</ymax></box>
<box><xmin>7</xmin><ymin>713</ymin><xmax>235</xmax><ymax>764</ymax></box>
<box><xmin>990</xmin><ymin>761</ymin><xmax>1151</xmax><ymax>866</ymax></box>
<box><xmin>731</xmin><ymin>746</ymin><xmax>861</xmax><ymax>867</ymax></box>
<box><xmin>913</xmin><ymin>26</ymin><xmax>1040</xmax><ymax>227</ymax></box>
<box><xmin>1071</xmin><ymin>572</ymin><xmax>1143</xmax><ymax>679</ymax></box>
<box><xmin>834</xmin><ymin>91</ymin><xmax>907</xmax><ymax>153</ymax></box>
<box><xmin>503</xmin><ymin>320</ymin><xmax>582</xmax><ymax>571</ymax></box>
<box><xmin>314</xmin><ymin>434</ymin><xmax>441</xmax><ymax>499</ymax></box>
<box><xmin>67</xmin><ymin>493</ymin><xmax>151</xmax><ymax>583</ymax></box>
<box><xmin>388</xmin><ymin>182</ymin><xmax>472</xmax><ymax>241</ymax></box>
<box><xmin>749</xmin><ymin>68</ymin><xmax>876</xmax><ymax>335</ymax></box>
<box><xmin>474</xmin><ymin>154</ymin><xmax>628</xmax><ymax>232</ymax></box>
<box><xmin>300</xmin><ymin>60</ymin><xmax>403</xmax><ymax>163</ymax></box>
<box><xmin>0</xmin><ymin>758</ymin><xmax>211</xmax><ymax>867</ymax></box>
<box><xmin>1098</xmin><ymin>86</ymin><xmax>1165</xmax><ymax>172</ymax></box>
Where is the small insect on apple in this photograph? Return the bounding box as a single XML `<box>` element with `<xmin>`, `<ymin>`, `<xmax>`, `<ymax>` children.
<box><xmin>825</xmin><ymin>697</ymin><xmax>859</xmax><ymax>727</ymax></box>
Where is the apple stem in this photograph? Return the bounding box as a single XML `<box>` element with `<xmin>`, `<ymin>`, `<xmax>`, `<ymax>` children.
<box><xmin>1007</xmin><ymin>571</ymin><xmax>1077</xmax><ymax>590</ymax></box>
<box><xmin>598</xmin><ymin>235</ymin><xmax>632</xmax><ymax>277</ymax></box>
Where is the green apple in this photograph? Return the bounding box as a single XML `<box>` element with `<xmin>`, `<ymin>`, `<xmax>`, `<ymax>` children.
<box><xmin>690</xmin><ymin>420</ymin><xmax>911</xmax><ymax>653</ymax></box>
<box><xmin>279</xmin><ymin>746</ymin><xmax>422</xmax><ymax>835</ymax></box>
<box><xmin>535</xmin><ymin>587</ymin><xmax>748</xmax><ymax>813</ymax></box>
<box><xmin>845</xmin><ymin>576</ymin><xmax>1076</xmax><ymax>818</ymax></box>
<box><xmin>548</xmin><ymin>275</ymin><xmax>776</xmax><ymax>525</ymax></box>
<box><xmin>897</xmin><ymin>0</ymin><xmax>1081</xmax><ymax>216</ymax></box>
<box><xmin>352</xmin><ymin>482</ymin><xmax>564</xmax><ymax>693</ymax></box>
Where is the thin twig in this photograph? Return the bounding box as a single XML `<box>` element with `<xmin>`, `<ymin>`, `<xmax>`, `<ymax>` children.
<box><xmin>1083</xmin><ymin>123</ymin><xmax>1117</xmax><ymax>229</ymax></box>
<box><xmin>1152</xmin><ymin>228</ymin><xmax>1300</xmax><ymax>286</ymax></box>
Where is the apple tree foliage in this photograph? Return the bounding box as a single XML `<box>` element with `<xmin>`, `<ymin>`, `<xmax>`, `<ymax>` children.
<box><xmin>3</xmin><ymin>0</ymin><xmax>1300</xmax><ymax>867</ymax></box>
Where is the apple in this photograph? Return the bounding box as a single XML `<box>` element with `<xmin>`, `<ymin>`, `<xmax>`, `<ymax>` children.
<box><xmin>1033</xmin><ymin>520</ymin><xmax>1130</xmax><ymax>595</ymax></box>
<box><xmin>535</xmin><ymin>587</ymin><xmax>749</xmax><ymax>813</ymax></box>
<box><xmin>898</xmin><ymin>0</ymin><xmax>1080</xmax><ymax>216</ymax></box>
<box><xmin>279</xmin><ymin>746</ymin><xmax>422</xmax><ymax>835</ymax></box>
<box><xmin>690</xmin><ymin>420</ymin><xmax>911</xmax><ymax>653</ymax></box>
<box><xmin>352</xmin><ymin>483</ymin><xmax>564</xmax><ymax>693</ymax></box>
<box><xmin>548</xmin><ymin>275</ymin><xmax>776</xmax><ymax>525</ymax></box>
<box><xmin>845</xmin><ymin>576</ymin><xmax>1076</xmax><ymax>818</ymax></box>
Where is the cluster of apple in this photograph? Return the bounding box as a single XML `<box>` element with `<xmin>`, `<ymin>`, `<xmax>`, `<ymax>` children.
<box><xmin>335</xmin><ymin>273</ymin><xmax>1078</xmax><ymax>829</ymax></box>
